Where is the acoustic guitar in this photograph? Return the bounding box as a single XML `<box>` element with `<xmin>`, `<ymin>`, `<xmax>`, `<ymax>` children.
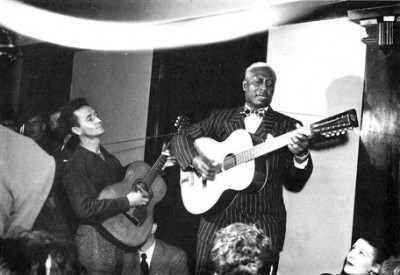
<box><xmin>180</xmin><ymin>109</ymin><xmax>359</xmax><ymax>215</ymax></box>
<box><xmin>97</xmin><ymin>115</ymin><xmax>189</xmax><ymax>247</ymax></box>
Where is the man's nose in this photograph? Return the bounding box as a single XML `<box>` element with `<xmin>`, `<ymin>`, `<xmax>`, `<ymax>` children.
<box><xmin>258</xmin><ymin>81</ymin><xmax>267</xmax><ymax>90</ymax></box>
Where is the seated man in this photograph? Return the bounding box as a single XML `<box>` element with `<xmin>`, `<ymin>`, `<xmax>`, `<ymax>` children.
<box><xmin>210</xmin><ymin>223</ymin><xmax>277</xmax><ymax>275</ymax></box>
<box><xmin>122</xmin><ymin>222</ymin><xmax>189</xmax><ymax>275</ymax></box>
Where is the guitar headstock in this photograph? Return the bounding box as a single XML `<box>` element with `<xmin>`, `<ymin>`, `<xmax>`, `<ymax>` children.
<box><xmin>311</xmin><ymin>109</ymin><xmax>359</xmax><ymax>137</ymax></box>
<box><xmin>174</xmin><ymin>115</ymin><xmax>190</xmax><ymax>134</ymax></box>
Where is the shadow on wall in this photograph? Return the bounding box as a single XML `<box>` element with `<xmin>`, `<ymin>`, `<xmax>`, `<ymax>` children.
<box><xmin>310</xmin><ymin>75</ymin><xmax>363</xmax><ymax>151</ymax></box>
<box><xmin>317</xmin><ymin>74</ymin><xmax>400</xmax><ymax>257</ymax></box>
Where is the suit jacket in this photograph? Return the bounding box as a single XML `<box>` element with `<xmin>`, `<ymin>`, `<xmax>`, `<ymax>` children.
<box><xmin>122</xmin><ymin>239</ymin><xmax>189</xmax><ymax>275</ymax></box>
<box><xmin>171</xmin><ymin>106</ymin><xmax>313</xmax><ymax>253</ymax></box>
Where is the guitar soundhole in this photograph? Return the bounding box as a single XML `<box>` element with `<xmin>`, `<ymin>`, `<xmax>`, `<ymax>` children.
<box><xmin>224</xmin><ymin>154</ymin><xmax>236</xmax><ymax>170</ymax></box>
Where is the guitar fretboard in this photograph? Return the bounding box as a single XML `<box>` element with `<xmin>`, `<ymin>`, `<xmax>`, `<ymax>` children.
<box><xmin>140</xmin><ymin>154</ymin><xmax>168</xmax><ymax>191</ymax></box>
<box><xmin>223</xmin><ymin>126</ymin><xmax>311</xmax><ymax>170</ymax></box>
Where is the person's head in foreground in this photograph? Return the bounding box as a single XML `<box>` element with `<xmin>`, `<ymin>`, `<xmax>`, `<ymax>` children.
<box><xmin>343</xmin><ymin>237</ymin><xmax>387</xmax><ymax>275</ymax></box>
<box><xmin>211</xmin><ymin>223</ymin><xmax>277</xmax><ymax>275</ymax></box>
<box><xmin>378</xmin><ymin>256</ymin><xmax>400</xmax><ymax>275</ymax></box>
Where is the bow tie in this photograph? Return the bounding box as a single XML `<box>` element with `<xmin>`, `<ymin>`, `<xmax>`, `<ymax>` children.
<box><xmin>240</xmin><ymin>107</ymin><xmax>266</xmax><ymax>117</ymax></box>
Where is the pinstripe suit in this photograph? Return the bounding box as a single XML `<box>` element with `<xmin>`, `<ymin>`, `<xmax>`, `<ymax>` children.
<box><xmin>171</xmin><ymin>106</ymin><xmax>313</xmax><ymax>275</ymax></box>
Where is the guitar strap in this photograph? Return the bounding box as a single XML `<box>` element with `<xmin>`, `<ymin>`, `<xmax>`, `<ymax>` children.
<box><xmin>92</xmin><ymin>223</ymin><xmax>133</xmax><ymax>251</ymax></box>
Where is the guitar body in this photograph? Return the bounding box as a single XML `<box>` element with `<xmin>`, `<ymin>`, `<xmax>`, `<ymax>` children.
<box><xmin>97</xmin><ymin>161</ymin><xmax>167</xmax><ymax>247</ymax></box>
<box><xmin>180</xmin><ymin>129</ymin><xmax>267</xmax><ymax>215</ymax></box>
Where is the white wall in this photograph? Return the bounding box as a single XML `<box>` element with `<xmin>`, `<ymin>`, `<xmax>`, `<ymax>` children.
<box><xmin>268</xmin><ymin>18</ymin><xmax>366</xmax><ymax>275</ymax></box>
<box><xmin>70</xmin><ymin>50</ymin><xmax>153</xmax><ymax>165</ymax></box>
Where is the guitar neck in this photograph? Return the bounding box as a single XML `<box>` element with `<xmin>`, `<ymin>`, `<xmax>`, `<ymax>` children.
<box><xmin>234</xmin><ymin>126</ymin><xmax>311</xmax><ymax>166</ymax></box>
<box><xmin>141</xmin><ymin>154</ymin><xmax>168</xmax><ymax>189</ymax></box>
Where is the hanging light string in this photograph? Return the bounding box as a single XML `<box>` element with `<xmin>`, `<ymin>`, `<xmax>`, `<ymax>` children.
<box><xmin>102</xmin><ymin>133</ymin><xmax>173</xmax><ymax>146</ymax></box>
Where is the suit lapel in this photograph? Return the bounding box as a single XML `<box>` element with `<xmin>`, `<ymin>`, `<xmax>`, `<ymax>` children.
<box><xmin>222</xmin><ymin>106</ymin><xmax>245</xmax><ymax>133</ymax></box>
<box><xmin>149</xmin><ymin>240</ymin><xmax>164</xmax><ymax>274</ymax></box>
<box><xmin>121</xmin><ymin>250</ymin><xmax>141</xmax><ymax>275</ymax></box>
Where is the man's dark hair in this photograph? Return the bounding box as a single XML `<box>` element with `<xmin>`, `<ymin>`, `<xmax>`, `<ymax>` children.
<box><xmin>60</xmin><ymin>98</ymin><xmax>89</xmax><ymax>135</ymax></box>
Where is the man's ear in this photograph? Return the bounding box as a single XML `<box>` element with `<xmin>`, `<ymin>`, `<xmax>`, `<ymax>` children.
<box><xmin>242</xmin><ymin>80</ymin><xmax>248</xmax><ymax>91</ymax></box>
<box><xmin>151</xmin><ymin>223</ymin><xmax>157</xmax><ymax>234</ymax></box>
<box><xmin>71</xmin><ymin>126</ymin><xmax>81</xmax><ymax>136</ymax></box>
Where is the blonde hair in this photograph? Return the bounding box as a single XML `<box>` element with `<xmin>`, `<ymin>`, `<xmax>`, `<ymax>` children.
<box><xmin>380</xmin><ymin>256</ymin><xmax>400</xmax><ymax>275</ymax></box>
<box><xmin>211</xmin><ymin>223</ymin><xmax>276</xmax><ymax>275</ymax></box>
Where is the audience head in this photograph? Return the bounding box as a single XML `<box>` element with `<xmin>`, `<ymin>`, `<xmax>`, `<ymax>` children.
<box><xmin>139</xmin><ymin>222</ymin><xmax>158</xmax><ymax>252</ymax></box>
<box><xmin>211</xmin><ymin>223</ymin><xmax>276</xmax><ymax>275</ymax></box>
<box><xmin>23</xmin><ymin>109</ymin><xmax>47</xmax><ymax>142</ymax></box>
<box><xmin>48</xmin><ymin>107</ymin><xmax>63</xmax><ymax>134</ymax></box>
<box><xmin>343</xmin><ymin>236</ymin><xmax>387</xmax><ymax>275</ymax></box>
<box><xmin>48</xmin><ymin>106</ymin><xmax>72</xmax><ymax>141</ymax></box>
<box><xmin>379</xmin><ymin>256</ymin><xmax>400</xmax><ymax>275</ymax></box>
<box><xmin>0</xmin><ymin>229</ymin><xmax>86</xmax><ymax>275</ymax></box>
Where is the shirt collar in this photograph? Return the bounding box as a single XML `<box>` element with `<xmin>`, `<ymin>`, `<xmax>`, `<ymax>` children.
<box><xmin>244</xmin><ymin>103</ymin><xmax>269</xmax><ymax>112</ymax></box>
<box><xmin>139</xmin><ymin>240</ymin><xmax>156</xmax><ymax>267</ymax></box>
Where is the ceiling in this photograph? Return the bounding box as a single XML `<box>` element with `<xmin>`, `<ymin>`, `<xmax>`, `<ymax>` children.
<box><xmin>15</xmin><ymin>0</ymin><xmax>400</xmax><ymax>22</ymax></box>
<box><xmin>4</xmin><ymin>0</ymin><xmax>400</xmax><ymax>49</ymax></box>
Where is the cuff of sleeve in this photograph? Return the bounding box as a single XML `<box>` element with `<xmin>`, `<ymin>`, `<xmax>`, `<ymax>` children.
<box><xmin>294</xmin><ymin>150</ymin><xmax>310</xmax><ymax>163</ymax></box>
<box><xmin>118</xmin><ymin>197</ymin><xmax>131</xmax><ymax>212</ymax></box>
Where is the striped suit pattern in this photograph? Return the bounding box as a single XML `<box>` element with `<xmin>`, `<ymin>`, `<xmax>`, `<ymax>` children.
<box><xmin>171</xmin><ymin>106</ymin><xmax>313</xmax><ymax>275</ymax></box>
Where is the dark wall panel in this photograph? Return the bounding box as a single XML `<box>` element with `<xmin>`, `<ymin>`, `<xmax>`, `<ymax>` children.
<box><xmin>18</xmin><ymin>43</ymin><xmax>74</xmax><ymax>119</ymax></box>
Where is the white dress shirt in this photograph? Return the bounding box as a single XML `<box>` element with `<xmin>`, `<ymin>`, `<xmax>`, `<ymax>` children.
<box><xmin>139</xmin><ymin>240</ymin><xmax>156</xmax><ymax>268</ymax></box>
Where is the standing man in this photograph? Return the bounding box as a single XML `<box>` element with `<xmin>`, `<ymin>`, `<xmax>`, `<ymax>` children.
<box><xmin>122</xmin><ymin>222</ymin><xmax>189</xmax><ymax>275</ymax></box>
<box><xmin>171</xmin><ymin>62</ymin><xmax>313</xmax><ymax>274</ymax></box>
<box><xmin>63</xmin><ymin>97</ymin><xmax>149</xmax><ymax>274</ymax></box>
<box><xmin>49</xmin><ymin>106</ymin><xmax>80</xmax><ymax>234</ymax></box>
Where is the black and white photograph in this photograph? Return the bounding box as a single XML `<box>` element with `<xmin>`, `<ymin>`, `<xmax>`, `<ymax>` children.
<box><xmin>0</xmin><ymin>1</ymin><xmax>400</xmax><ymax>274</ymax></box>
